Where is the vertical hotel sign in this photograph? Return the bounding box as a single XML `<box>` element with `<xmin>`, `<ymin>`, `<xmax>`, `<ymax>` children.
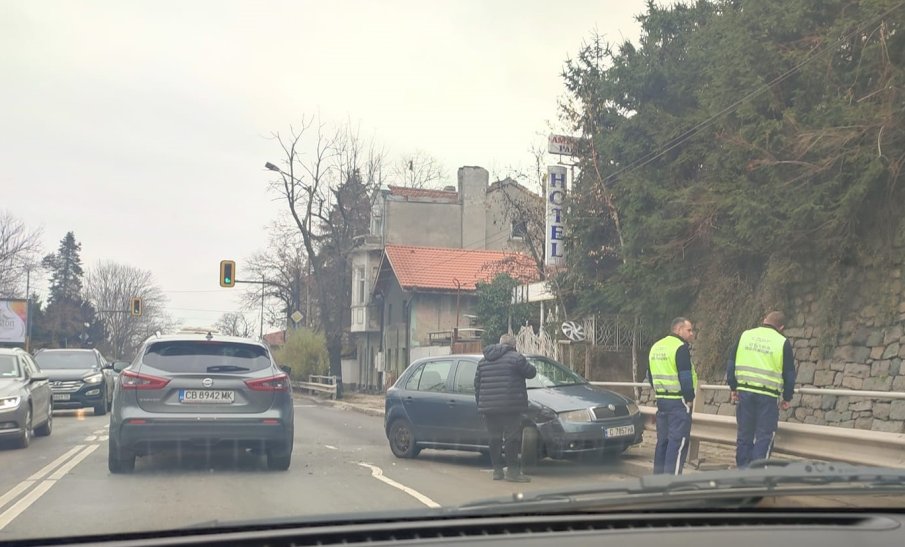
<box><xmin>0</xmin><ymin>299</ymin><xmax>28</xmax><ymax>344</ymax></box>
<box><xmin>545</xmin><ymin>166</ymin><xmax>567</xmax><ymax>266</ymax></box>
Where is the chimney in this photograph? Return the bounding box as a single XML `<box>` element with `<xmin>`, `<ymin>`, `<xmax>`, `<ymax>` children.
<box><xmin>458</xmin><ymin>166</ymin><xmax>488</xmax><ymax>249</ymax></box>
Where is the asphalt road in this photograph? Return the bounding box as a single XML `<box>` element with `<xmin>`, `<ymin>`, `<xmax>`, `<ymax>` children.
<box><xmin>0</xmin><ymin>400</ymin><xmax>640</xmax><ymax>543</ymax></box>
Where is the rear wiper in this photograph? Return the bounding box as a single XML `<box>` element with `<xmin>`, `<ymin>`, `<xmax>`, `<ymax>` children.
<box><xmin>206</xmin><ymin>365</ymin><xmax>250</xmax><ymax>372</ymax></box>
<box><xmin>456</xmin><ymin>461</ymin><xmax>905</xmax><ymax>513</ymax></box>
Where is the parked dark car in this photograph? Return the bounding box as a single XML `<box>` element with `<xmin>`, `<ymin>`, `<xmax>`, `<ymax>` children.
<box><xmin>108</xmin><ymin>333</ymin><xmax>294</xmax><ymax>473</ymax></box>
<box><xmin>34</xmin><ymin>348</ymin><xmax>115</xmax><ymax>415</ymax></box>
<box><xmin>0</xmin><ymin>348</ymin><xmax>53</xmax><ymax>448</ymax></box>
<box><xmin>384</xmin><ymin>354</ymin><xmax>644</xmax><ymax>465</ymax></box>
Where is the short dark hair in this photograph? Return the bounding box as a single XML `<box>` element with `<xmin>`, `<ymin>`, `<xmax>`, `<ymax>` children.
<box><xmin>670</xmin><ymin>317</ymin><xmax>690</xmax><ymax>333</ymax></box>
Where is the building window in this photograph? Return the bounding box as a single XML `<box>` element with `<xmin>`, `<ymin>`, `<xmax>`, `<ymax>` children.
<box><xmin>511</xmin><ymin>220</ymin><xmax>528</xmax><ymax>239</ymax></box>
<box><xmin>357</xmin><ymin>267</ymin><xmax>366</xmax><ymax>304</ymax></box>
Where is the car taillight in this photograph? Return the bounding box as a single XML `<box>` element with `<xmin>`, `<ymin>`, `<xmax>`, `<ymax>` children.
<box><xmin>245</xmin><ymin>373</ymin><xmax>289</xmax><ymax>392</ymax></box>
<box><xmin>121</xmin><ymin>370</ymin><xmax>170</xmax><ymax>390</ymax></box>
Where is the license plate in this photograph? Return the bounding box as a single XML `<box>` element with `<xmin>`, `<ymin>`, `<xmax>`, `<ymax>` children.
<box><xmin>604</xmin><ymin>425</ymin><xmax>635</xmax><ymax>438</ymax></box>
<box><xmin>179</xmin><ymin>390</ymin><xmax>235</xmax><ymax>404</ymax></box>
<box><xmin>52</xmin><ymin>393</ymin><xmax>71</xmax><ymax>401</ymax></box>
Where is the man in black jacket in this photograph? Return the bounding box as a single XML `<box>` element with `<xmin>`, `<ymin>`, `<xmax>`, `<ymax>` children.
<box><xmin>474</xmin><ymin>333</ymin><xmax>537</xmax><ymax>482</ymax></box>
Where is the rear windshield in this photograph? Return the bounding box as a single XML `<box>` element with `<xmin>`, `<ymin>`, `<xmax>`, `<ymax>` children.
<box><xmin>34</xmin><ymin>351</ymin><xmax>99</xmax><ymax>369</ymax></box>
<box><xmin>142</xmin><ymin>341</ymin><xmax>272</xmax><ymax>373</ymax></box>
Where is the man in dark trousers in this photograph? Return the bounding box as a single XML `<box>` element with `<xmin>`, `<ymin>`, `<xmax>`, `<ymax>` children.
<box><xmin>728</xmin><ymin>311</ymin><xmax>796</xmax><ymax>468</ymax></box>
<box><xmin>648</xmin><ymin>317</ymin><xmax>697</xmax><ymax>475</ymax></box>
<box><xmin>474</xmin><ymin>333</ymin><xmax>537</xmax><ymax>482</ymax></box>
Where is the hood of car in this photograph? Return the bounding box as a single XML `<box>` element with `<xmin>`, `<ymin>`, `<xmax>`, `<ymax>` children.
<box><xmin>0</xmin><ymin>378</ymin><xmax>25</xmax><ymax>398</ymax></box>
<box><xmin>528</xmin><ymin>383</ymin><xmax>630</xmax><ymax>412</ymax></box>
<box><xmin>42</xmin><ymin>368</ymin><xmax>99</xmax><ymax>381</ymax></box>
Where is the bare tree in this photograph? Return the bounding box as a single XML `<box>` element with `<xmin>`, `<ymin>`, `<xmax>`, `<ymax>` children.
<box><xmin>215</xmin><ymin>312</ymin><xmax>254</xmax><ymax>338</ymax></box>
<box><xmin>241</xmin><ymin>217</ymin><xmax>311</xmax><ymax>329</ymax></box>
<box><xmin>0</xmin><ymin>210</ymin><xmax>43</xmax><ymax>298</ymax></box>
<box><xmin>265</xmin><ymin>116</ymin><xmax>383</xmax><ymax>398</ymax></box>
<box><xmin>392</xmin><ymin>150</ymin><xmax>445</xmax><ymax>188</ymax></box>
<box><xmin>84</xmin><ymin>261</ymin><xmax>172</xmax><ymax>359</ymax></box>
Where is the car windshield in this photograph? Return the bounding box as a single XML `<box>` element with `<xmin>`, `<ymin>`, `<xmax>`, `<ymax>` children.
<box><xmin>34</xmin><ymin>351</ymin><xmax>98</xmax><ymax>370</ymax></box>
<box><xmin>526</xmin><ymin>357</ymin><xmax>586</xmax><ymax>388</ymax></box>
<box><xmin>142</xmin><ymin>341</ymin><xmax>272</xmax><ymax>373</ymax></box>
<box><xmin>0</xmin><ymin>355</ymin><xmax>22</xmax><ymax>378</ymax></box>
<box><xmin>3</xmin><ymin>0</ymin><xmax>905</xmax><ymax>543</ymax></box>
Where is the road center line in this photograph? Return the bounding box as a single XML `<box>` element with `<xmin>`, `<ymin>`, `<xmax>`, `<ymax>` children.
<box><xmin>27</xmin><ymin>445</ymin><xmax>86</xmax><ymax>481</ymax></box>
<box><xmin>324</xmin><ymin>445</ymin><xmax>338</xmax><ymax>450</ymax></box>
<box><xmin>357</xmin><ymin>462</ymin><xmax>440</xmax><ymax>509</ymax></box>
<box><xmin>48</xmin><ymin>445</ymin><xmax>99</xmax><ymax>480</ymax></box>
<box><xmin>0</xmin><ymin>481</ymin><xmax>55</xmax><ymax>530</ymax></box>
<box><xmin>0</xmin><ymin>482</ymin><xmax>34</xmax><ymax>513</ymax></box>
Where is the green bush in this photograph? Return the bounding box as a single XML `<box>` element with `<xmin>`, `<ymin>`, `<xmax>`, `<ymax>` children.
<box><xmin>273</xmin><ymin>328</ymin><xmax>329</xmax><ymax>381</ymax></box>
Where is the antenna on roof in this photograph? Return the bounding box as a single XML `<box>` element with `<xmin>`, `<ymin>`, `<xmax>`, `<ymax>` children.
<box><xmin>205</xmin><ymin>331</ymin><xmax>214</xmax><ymax>341</ymax></box>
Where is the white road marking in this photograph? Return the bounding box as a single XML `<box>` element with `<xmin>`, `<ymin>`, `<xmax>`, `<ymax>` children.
<box><xmin>0</xmin><ymin>444</ymin><xmax>100</xmax><ymax>530</ymax></box>
<box><xmin>27</xmin><ymin>445</ymin><xmax>85</xmax><ymax>481</ymax></box>
<box><xmin>84</xmin><ymin>435</ymin><xmax>97</xmax><ymax>442</ymax></box>
<box><xmin>324</xmin><ymin>445</ymin><xmax>338</xmax><ymax>450</ymax></box>
<box><xmin>48</xmin><ymin>445</ymin><xmax>99</xmax><ymax>480</ymax></box>
<box><xmin>0</xmin><ymin>482</ymin><xmax>34</xmax><ymax>512</ymax></box>
<box><xmin>294</xmin><ymin>404</ymin><xmax>317</xmax><ymax>408</ymax></box>
<box><xmin>98</xmin><ymin>435</ymin><xmax>109</xmax><ymax>442</ymax></box>
<box><xmin>357</xmin><ymin>462</ymin><xmax>440</xmax><ymax>509</ymax></box>
<box><xmin>0</xmin><ymin>481</ymin><xmax>55</xmax><ymax>530</ymax></box>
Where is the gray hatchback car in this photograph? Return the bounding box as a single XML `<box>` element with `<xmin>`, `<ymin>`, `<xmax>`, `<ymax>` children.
<box><xmin>108</xmin><ymin>332</ymin><xmax>294</xmax><ymax>473</ymax></box>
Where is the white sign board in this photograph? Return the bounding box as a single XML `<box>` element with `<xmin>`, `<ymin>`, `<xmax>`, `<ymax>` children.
<box><xmin>545</xmin><ymin>166</ymin><xmax>567</xmax><ymax>267</ymax></box>
<box><xmin>511</xmin><ymin>281</ymin><xmax>555</xmax><ymax>304</ymax></box>
<box><xmin>548</xmin><ymin>134</ymin><xmax>580</xmax><ymax>156</ymax></box>
<box><xmin>0</xmin><ymin>299</ymin><xmax>28</xmax><ymax>344</ymax></box>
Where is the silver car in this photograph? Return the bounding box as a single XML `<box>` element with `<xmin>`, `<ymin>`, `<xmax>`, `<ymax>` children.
<box><xmin>108</xmin><ymin>332</ymin><xmax>294</xmax><ymax>473</ymax></box>
<box><xmin>0</xmin><ymin>348</ymin><xmax>53</xmax><ymax>448</ymax></box>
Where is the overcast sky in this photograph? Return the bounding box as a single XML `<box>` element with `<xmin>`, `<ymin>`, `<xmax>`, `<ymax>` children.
<box><xmin>1</xmin><ymin>0</ymin><xmax>653</xmax><ymax>331</ymax></box>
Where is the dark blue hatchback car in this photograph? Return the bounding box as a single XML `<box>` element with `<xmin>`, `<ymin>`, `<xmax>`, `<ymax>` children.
<box><xmin>384</xmin><ymin>354</ymin><xmax>644</xmax><ymax>465</ymax></box>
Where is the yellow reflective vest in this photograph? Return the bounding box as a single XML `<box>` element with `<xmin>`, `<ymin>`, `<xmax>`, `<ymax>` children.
<box><xmin>649</xmin><ymin>335</ymin><xmax>697</xmax><ymax>400</ymax></box>
<box><xmin>735</xmin><ymin>326</ymin><xmax>786</xmax><ymax>398</ymax></box>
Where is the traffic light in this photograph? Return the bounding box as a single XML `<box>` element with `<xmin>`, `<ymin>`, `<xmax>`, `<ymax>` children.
<box><xmin>220</xmin><ymin>260</ymin><xmax>236</xmax><ymax>288</ymax></box>
<box><xmin>130</xmin><ymin>297</ymin><xmax>142</xmax><ymax>317</ymax></box>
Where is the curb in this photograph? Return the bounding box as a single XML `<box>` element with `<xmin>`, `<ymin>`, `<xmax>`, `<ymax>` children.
<box><xmin>294</xmin><ymin>393</ymin><xmax>386</xmax><ymax>418</ymax></box>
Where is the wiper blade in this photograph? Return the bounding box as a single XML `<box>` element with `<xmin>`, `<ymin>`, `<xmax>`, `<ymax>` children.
<box><xmin>206</xmin><ymin>365</ymin><xmax>250</xmax><ymax>372</ymax></box>
<box><xmin>457</xmin><ymin>460</ymin><xmax>905</xmax><ymax>512</ymax></box>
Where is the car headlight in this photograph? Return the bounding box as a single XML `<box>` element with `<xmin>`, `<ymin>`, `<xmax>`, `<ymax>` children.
<box><xmin>0</xmin><ymin>396</ymin><xmax>22</xmax><ymax>411</ymax></box>
<box><xmin>83</xmin><ymin>373</ymin><xmax>104</xmax><ymax>385</ymax></box>
<box><xmin>559</xmin><ymin>409</ymin><xmax>593</xmax><ymax>423</ymax></box>
<box><xmin>625</xmin><ymin>402</ymin><xmax>639</xmax><ymax>415</ymax></box>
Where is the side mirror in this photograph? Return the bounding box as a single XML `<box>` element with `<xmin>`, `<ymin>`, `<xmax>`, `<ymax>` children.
<box><xmin>279</xmin><ymin>365</ymin><xmax>292</xmax><ymax>375</ymax></box>
<box><xmin>112</xmin><ymin>361</ymin><xmax>130</xmax><ymax>373</ymax></box>
<box><xmin>31</xmin><ymin>373</ymin><xmax>48</xmax><ymax>383</ymax></box>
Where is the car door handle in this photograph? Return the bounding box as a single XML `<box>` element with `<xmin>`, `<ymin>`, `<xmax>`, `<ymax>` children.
<box><xmin>404</xmin><ymin>396</ymin><xmax>414</xmax><ymax>403</ymax></box>
<box><xmin>447</xmin><ymin>400</ymin><xmax>456</xmax><ymax>406</ymax></box>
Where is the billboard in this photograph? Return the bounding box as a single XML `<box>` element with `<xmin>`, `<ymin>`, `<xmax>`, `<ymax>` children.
<box><xmin>0</xmin><ymin>299</ymin><xmax>29</xmax><ymax>345</ymax></box>
<box><xmin>545</xmin><ymin>166</ymin><xmax>567</xmax><ymax>267</ymax></box>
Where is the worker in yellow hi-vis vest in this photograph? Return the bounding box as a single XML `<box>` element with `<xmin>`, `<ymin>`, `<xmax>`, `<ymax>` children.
<box><xmin>727</xmin><ymin>311</ymin><xmax>797</xmax><ymax>468</ymax></box>
<box><xmin>648</xmin><ymin>317</ymin><xmax>697</xmax><ymax>475</ymax></box>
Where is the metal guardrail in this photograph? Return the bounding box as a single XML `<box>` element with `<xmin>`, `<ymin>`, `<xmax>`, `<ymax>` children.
<box><xmin>592</xmin><ymin>382</ymin><xmax>905</xmax><ymax>468</ymax></box>
<box><xmin>294</xmin><ymin>375</ymin><xmax>338</xmax><ymax>399</ymax></box>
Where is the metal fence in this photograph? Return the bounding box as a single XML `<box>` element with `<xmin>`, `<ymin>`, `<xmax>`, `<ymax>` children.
<box><xmin>293</xmin><ymin>375</ymin><xmax>338</xmax><ymax>399</ymax></box>
<box><xmin>591</xmin><ymin>381</ymin><xmax>905</xmax><ymax>468</ymax></box>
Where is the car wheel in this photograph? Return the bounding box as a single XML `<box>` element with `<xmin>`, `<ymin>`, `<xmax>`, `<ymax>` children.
<box><xmin>34</xmin><ymin>407</ymin><xmax>53</xmax><ymax>437</ymax></box>
<box><xmin>266</xmin><ymin>446</ymin><xmax>292</xmax><ymax>471</ymax></box>
<box><xmin>108</xmin><ymin>437</ymin><xmax>135</xmax><ymax>474</ymax></box>
<box><xmin>94</xmin><ymin>390</ymin><xmax>108</xmax><ymax>416</ymax></box>
<box><xmin>13</xmin><ymin>408</ymin><xmax>32</xmax><ymax>449</ymax></box>
<box><xmin>388</xmin><ymin>419</ymin><xmax>419</xmax><ymax>458</ymax></box>
<box><xmin>520</xmin><ymin>426</ymin><xmax>540</xmax><ymax>472</ymax></box>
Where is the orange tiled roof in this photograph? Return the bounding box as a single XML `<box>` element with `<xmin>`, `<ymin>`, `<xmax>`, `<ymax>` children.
<box><xmin>383</xmin><ymin>245</ymin><xmax>539</xmax><ymax>291</ymax></box>
<box><xmin>387</xmin><ymin>185</ymin><xmax>458</xmax><ymax>202</ymax></box>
